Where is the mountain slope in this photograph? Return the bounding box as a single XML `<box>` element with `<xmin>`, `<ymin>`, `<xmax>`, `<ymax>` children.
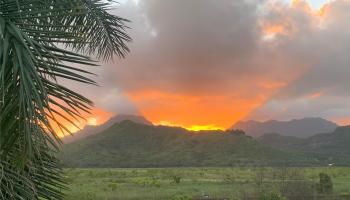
<box><xmin>258</xmin><ymin>126</ymin><xmax>350</xmax><ymax>165</ymax></box>
<box><xmin>257</xmin><ymin>133</ymin><xmax>305</xmax><ymax>150</ymax></box>
<box><xmin>231</xmin><ymin>118</ymin><xmax>338</xmax><ymax>138</ymax></box>
<box><xmin>62</xmin><ymin>114</ymin><xmax>152</xmax><ymax>144</ymax></box>
<box><xmin>60</xmin><ymin>121</ymin><xmax>291</xmax><ymax>168</ymax></box>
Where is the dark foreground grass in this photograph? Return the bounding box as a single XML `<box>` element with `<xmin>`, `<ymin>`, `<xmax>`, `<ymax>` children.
<box><xmin>64</xmin><ymin>167</ymin><xmax>350</xmax><ymax>200</ymax></box>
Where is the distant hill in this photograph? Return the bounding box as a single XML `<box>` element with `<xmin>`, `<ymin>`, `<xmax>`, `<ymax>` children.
<box><xmin>231</xmin><ymin>118</ymin><xmax>338</xmax><ymax>138</ymax></box>
<box><xmin>62</xmin><ymin>114</ymin><xmax>152</xmax><ymax>144</ymax></box>
<box><xmin>60</xmin><ymin>121</ymin><xmax>292</xmax><ymax>168</ymax></box>
<box><xmin>258</xmin><ymin>126</ymin><xmax>350</xmax><ymax>166</ymax></box>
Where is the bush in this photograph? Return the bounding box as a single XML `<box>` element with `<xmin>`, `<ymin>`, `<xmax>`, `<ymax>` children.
<box><xmin>171</xmin><ymin>175</ymin><xmax>182</xmax><ymax>184</ymax></box>
<box><xmin>317</xmin><ymin>173</ymin><xmax>333</xmax><ymax>194</ymax></box>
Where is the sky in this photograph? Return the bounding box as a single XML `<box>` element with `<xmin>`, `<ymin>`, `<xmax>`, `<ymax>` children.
<box><xmin>283</xmin><ymin>0</ymin><xmax>330</xmax><ymax>8</ymax></box>
<box><xmin>61</xmin><ymin>0</ymin><xmax>350</xmax><ymax>134</ymax></box>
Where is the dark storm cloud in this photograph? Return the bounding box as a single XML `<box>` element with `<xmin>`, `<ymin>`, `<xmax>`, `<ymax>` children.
<box><xmin>106</xmin><ymin>0</ymin><xmax>300</xmax><ymax>97</ymax></box>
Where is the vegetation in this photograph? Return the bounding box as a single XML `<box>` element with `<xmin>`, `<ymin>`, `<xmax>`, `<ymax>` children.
<box><xmin>60</xmin><ymin>121</ymin><xmax>293</xmax><ymax>167</ymax></box>
<box><xmin>0</xmin><ymin>0</ymin><xmax>130</xmax><ymax>199</ymax></box>
<box><xmin>259</xmin><ymin>126</ymin><xmax>350</xmax><ymax>166</ymax></box>
<box><xmin>60</xmin><ymin>121</ymin><xmax>350</xmax><ymax>167</ymax></box>
<box><xmin>64</xmin><ymin>167</ymin><xmax>350</xmax><ymax>200</ymax></box>
<box><xmin>318</xmin><ymin>173</ymin><xmax>333</xmax><ymax>194</ymax></box>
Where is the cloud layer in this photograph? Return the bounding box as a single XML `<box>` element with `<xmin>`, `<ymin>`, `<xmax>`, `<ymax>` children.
<box><xmin>66</xmin><ymin>0</ymin><xmax>350</xmax><ymax>129</ymax></box>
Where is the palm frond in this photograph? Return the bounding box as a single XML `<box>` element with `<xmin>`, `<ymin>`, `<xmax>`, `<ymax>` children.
<box><xmin>0</xmin><ymin>0</ymin><xmax>130</xmax><ymax>199</ymax></box>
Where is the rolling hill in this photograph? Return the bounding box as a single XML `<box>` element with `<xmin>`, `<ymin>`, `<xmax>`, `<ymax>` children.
<box><xmin>60</xmin><ymin>120</ymin><xmax>293</xmax><ymax>168</ymax></box>
<box><xmin>231</xmin><ymin>118</ymin><xmax>338</xmax><ymax>138</ymax></box>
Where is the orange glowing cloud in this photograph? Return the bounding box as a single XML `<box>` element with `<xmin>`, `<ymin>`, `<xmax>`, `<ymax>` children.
<box><xmin>55</xmin><ymin>0</ymin><xmax>345</xmax><ymax>133</ymax></box>
<box><xmin>291</xmin><ymin>0</ymin><xmax>313</xmax><ymax>12</ymax></box>
<box><xmin>291</xmin><ymin>0</ymin><xmax>331</xmax><ymax>19</ymax></box>
<box><xmin>317</xmin><ymin>4</ymin><xmax>330</xmax><ymax>18</ymax></box>
<box><xmin>261</xmin><ymin>0</ymin><xmax>330</xmax><ymax>41</ymax></box>
<box><xmin>259</xmin><ymin>81</ymin><xmax>287</xmax><ymax>90</ymax></box>
<box><xmin>54</xmin><ymin>107</ymin><xmax>113</xmax><ymax>138</ymax></box>
<box><xmin>262</xmin><ymin>23</ymin><xmax>290</xmax><ymax>40</ymax></box>
<box><xmin>307</xmin><ymin>91</ymin><xmax>323</xmax><ymax>99</ymax></box>
<box><xmin>125</xmin><ymin>89</ymin><xmax>281</xmax><ymax>130</ymax></box>
<box><xmin>333</xmin><ymin>117</ymin><xmax>350</xmax><ymax>126</ymax></box>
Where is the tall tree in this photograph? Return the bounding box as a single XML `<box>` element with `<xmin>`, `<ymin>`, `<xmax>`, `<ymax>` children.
<box><xmin>0</xmin><ymin>0</ymin><xmax>130</xmax><ymax>199</ymax></box>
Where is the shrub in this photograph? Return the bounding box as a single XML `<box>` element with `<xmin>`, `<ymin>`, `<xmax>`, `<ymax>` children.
<box><xmin>317</xmin><ymin>173</ymin><xmax>333</xmax><ymax>194</ymax></box>
<box><xmin>171</xmin><ymin>175</ymin><xmax>182</xmax><ymax>184</ymax></box>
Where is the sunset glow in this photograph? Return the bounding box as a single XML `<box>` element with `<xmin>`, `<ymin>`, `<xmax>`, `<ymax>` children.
<box><xmin>124</xmin><ymin>89</ymin><xmax>275</xmax><ymax>130</ymax></box>
<box><xmin>308</xmin><ymin>92</ymin><xmax>323</xmax><ymax>99</ymax></box>
<box><xmin>290</xmin><ymin>0</ymin><xmax>330</xmax><ymax>9</ymax></box>
<box><xmin>5</xmin><ymin>1</ymin><xmax>350</xmax><ymax>198</ymax></box>
<box><xmin>156</xmin><ymin>121</ymin><xmax>224</xmax><ymax>131</ymax></box>
<box><xmin>58</xmin><ymin>0</ymin><xmax>350</xmax><ymax>134</ymax></box>
<box><xmin>333</xmin><ymin>117</ymin><xmax>350</xmax><ymax>126</ymax></box>
<box><xmin>87</xmin><ymin>118</ymin><xmax>98</xmax><ymax>126</ymax></box>
<box><xmin>56</xmin><ymin>108</ymin><xmax>113</xmax><ymax>137</ymax></box>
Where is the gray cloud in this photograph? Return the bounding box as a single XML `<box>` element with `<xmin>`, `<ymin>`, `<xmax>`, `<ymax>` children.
<box><xmin>247</xmin><ymin>0</ymin><xmax>350</xmax><ymax>124</ymax></box>
<box><xmin>64</xmin><ymin>0</ymin><xmax>350</xmax><ymax>125</ymax></box>
<box><xmin>107</xmin><ymin>0</ymin><xmax>296</xmax><ymax>97</ymax></box>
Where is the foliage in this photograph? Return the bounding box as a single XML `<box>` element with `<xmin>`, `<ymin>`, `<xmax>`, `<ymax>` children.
<box><xmin>259</xmin><ymin>126</ymin><xmax>350</xmax><ymax>166</ymax></box>
<box><xmin>317</xmin><ymin>173</ymin><xmax>333</xmax><ymax>194</ymax></box>
<box><xmin>60</xmin><ymin>121</ymin><xmax>290</xmax><ymax>167</ymax></box>
<box><xmin>0</xmin><ymin>0</ymin><xmax>130</xmax><ymax>199</ymax></box>
<box><xmin>62</xmin><ymin>120</ymin><xmax>350</xmax><ymax>168</ymax></box>
<box><xmin>63</xmin><ymin>168</ymin><xmax>350</xmax><ymax>200</ymax></box>
<box><xmin>171</xmin><ymin>174</ymin><xmax>182</xmax><ymax>184</ymax></box>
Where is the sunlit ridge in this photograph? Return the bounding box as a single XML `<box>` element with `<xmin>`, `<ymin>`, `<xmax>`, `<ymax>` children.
<box><xmin>156</xmin><ymin>121</ymin><xmax>224</xmax><ymax>131</ymax></box>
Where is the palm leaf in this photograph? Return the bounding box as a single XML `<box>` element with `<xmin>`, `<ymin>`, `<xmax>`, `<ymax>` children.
<box><xmin>0</xmin><ymin>0</ymin><xmax>130</xmax><ymax>199</ymax></box>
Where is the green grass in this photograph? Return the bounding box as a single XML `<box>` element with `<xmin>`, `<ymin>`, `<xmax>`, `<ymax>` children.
<box><xmin>64</xmin><ymin>167</ymin><xmax>350</xmax><ymax>200</ymax></box>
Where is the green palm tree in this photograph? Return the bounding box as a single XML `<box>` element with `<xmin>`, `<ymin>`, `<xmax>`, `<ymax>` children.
<box><xmin>0</xmin><ymin>0</ymin><xmax>130</xmax><ymax>199</ymax></box>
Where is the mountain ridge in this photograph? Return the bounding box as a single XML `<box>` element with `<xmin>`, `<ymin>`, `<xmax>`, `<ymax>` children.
<box><xmin>258</xmin><ymin>125</ymin><xmax>350</xmax><ymax>165</ymax></box>
<box><xmin>231</xmin><ymin>117</ymin><xmax>338</xmax><ymax>138</ymax></box>
<box><xmin>60</xmin><ymin>120</ymin><xmax>291</xmax><ymax>167</ymax></box>
<box><xmin>62</xmin><ymin>114</ymin><xmax>152</xmax><ymax>143</ymax></box>
<box><xmin>59</xmin><ymin>117</ymin><xmax>350</xmax><ymax>167</ymax></box>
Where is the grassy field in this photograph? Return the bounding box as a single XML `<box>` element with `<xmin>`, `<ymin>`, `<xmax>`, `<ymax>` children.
<box><xmin>64</xmin><ymin>167</ymin><xmax>350</xmax><ymax>200</ymax></box>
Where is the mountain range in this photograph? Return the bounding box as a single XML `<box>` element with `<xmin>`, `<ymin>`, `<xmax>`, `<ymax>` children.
<box><xmin>231</xmin><ymin>118</ymin><xmax>338</xmax><ymax>138</ymax></box>
<box><xmin>60</xmin><ymin>115</ymin><xmax>350</xmax><ymax>167</ymax></box>
<box><xmin>60</xmin><ymin>120</ymin><xmax>289</xmax><ymax>167</ymax></box>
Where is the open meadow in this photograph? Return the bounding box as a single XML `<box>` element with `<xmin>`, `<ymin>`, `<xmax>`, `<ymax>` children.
<box><xmin>64</xmin><ymin>167</ymin><xmax>350</xmax><ymax>200</ymax></box>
